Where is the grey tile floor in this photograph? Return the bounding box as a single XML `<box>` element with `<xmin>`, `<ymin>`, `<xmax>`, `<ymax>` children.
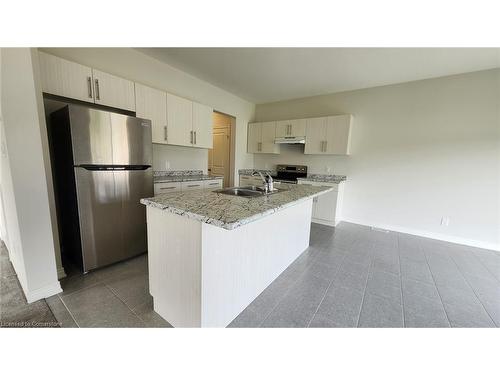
<box><xmin>5</xmin><ymin>222</ymin><xmax>499</xmax><ymax>328</ymax></box>
<box><xmin>45</xmin><ymin>255</ymin><xmax>171</xmax><ymax>327</ymax></box>
<box><xmin>1</xmin><ymin>242</ymin><xmax>59</xmax><ymax>327</ymax></box>
<box><xmin>229</xmin><ymin>223</ymin><xmax>500</xmax><ymax>328</ymax></box>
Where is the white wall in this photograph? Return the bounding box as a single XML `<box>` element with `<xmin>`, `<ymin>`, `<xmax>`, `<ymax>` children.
<box><xmin>0</xmin><ymin>48</ymin><xmax>62</xmax><ymax>301</ymax></box>
<box><xmin>41</xmin><ymin>48</ymin><xmax>256</xmax><ymax>178</ymax></box>
<box><xmin>255</xmin><ymin>69</ymin><xmax>500</xmax><ymax>250</ymax></box>
<box><xmin>152</xmin><ymin>144</ymin><xmax>208</xmax><ymax>172</ymax></box>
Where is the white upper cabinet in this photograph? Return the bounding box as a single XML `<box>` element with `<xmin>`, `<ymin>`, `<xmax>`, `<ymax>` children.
<box><xmin>38</xmin><ymin>52</ymin><xmax>136</xmax><ymax>111</ymax></box>
<box><xmin>135</xmin><ymin>83</ymin><xmax>167</xmax><ymax>144</ymax></box>
<box><xmin>260</xmin><ymin>121</ymin><xmax>279</xmax><ymax>153</ymax></box>
<box><xmin>247</xmin><ymin>122</ymin><xmax>261</xmax><ymax>153</ymax></box>
<box><xmin>304</xmin><ymin>115</ymin><xmax>352</xmax><ymax>155</ymax></box>
<box><xmin>325</xmin><ymin>115</ymin><xmax>352</xmax><ymax>155</ymax></box>
<box><xmin>247</xmin><ymin>122</ymin><xmax>279</xmax><ymax>154</ymax></box>
<box><xmin>166</xmin><ymin>93</ymin><xmax>193</xmax><ymax>147</ymax></box>
<box><xmin>192</xmin><ymin>102</ymin><xmax>213</xmax><ymax>149</ymax></box>
<box><xmin>276</xmin><ymin>119</ymin><xmax>306</xmax><ymax>138</ymax></box>
<box><xmin>92</xmin><ymin>69</ymin><xmax>135</xmax><ymax>112</ymax></box>
<box><xmin>304</xmin><ymin>117</ymin><xmax>327</xmax><ymax>154</ymax></box>
<box><xmin>38</xmin><ymin>51</ymin><xmax>94</xmax><ymax>103</ymax></box>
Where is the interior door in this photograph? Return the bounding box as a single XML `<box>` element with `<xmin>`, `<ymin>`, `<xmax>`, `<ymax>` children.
<box><xmin>304</xmin><ymin>117</ymin><xmax>326</xmax><ymax>154</ymax></box>
<box><xmin>210</xmin><ymin>122</ymin><xmax>231</xmax><ymax>187</ymax></box>
<box><xmin>167</xmin><ymin>93</ymin><xmax>193</xmax><ymax>147</ymax></box>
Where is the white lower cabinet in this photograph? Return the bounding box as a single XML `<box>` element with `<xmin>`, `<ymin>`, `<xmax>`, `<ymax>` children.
<box><xmin>154</xmin><ymin>179</ymin><xmax>223</xmax><ymax>196</ymax></box>
<box><xmin>154</xmin><ymin>182</ymin><xmax>181</xmax><ymax>195</ymax></box>
<box><xmin>181</xmin><ymin>181</ymin><xmax>204</xmax><ymax>191</ymax></box>
<box><xmin>297</xmin><ymin>180</ymin><xmax>344</xmax><ymax>227</ymax></box>
<box><xmin>204</xmin><ymin>179</ymin><xmax>223</xmax><ymax>190</ymax></box>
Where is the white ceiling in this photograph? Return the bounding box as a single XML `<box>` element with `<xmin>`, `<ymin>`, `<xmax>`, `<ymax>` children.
<box><xmin>137</xmin><ymin>48</ymin><xmax>500</xmax><ymax>104</ymax></box>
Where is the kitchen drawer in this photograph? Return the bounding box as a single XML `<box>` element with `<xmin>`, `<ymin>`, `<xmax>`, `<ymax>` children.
<box><xmin>154</xmin><ymin>182</ymin><xmax>181</xmax><ymax>195</ymax></box>
<box><xmin>181</xmin><ymin>181</ymin><xmax>204</xmax><ymax>191</ymax></box>
<box><xmin>204</xmin><ymin>179</ymin><xmax>223</xmax><ymax>190</ymax></box>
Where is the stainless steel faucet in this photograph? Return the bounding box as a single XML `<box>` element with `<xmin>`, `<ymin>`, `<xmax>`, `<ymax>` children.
<box><xmin>252</xmin><ymin>171</ymin><xmax>274</xmax><ymax>193</ymax></box>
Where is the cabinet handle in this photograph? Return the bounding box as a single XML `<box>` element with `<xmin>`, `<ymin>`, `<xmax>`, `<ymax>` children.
<box><xmin>94</xmin><ymin>79</ymin><xmax>100</xmax><ymax>100</ymax></box>
<box><xmin>187</xmin><ymin>184</ymin><xmax>200</xmax><ymax>187</ymax></box>
<box><xmin>164</xmin><ymin>126</ymin><xmax>168</xmax><ymax>141</ymax></box>
<box><xmin>160</xmin><ymin>186</ymin><xmax>176</xmax><ymax>190</ymax></box>
<box><xmin>190</xmin><ymin>130</ymin><xmax>193</xmax><ymax>144</ymax></box>
<box><xmin>87</xmin><ymin>77</ymin><xmax>93</xmax><ymax>98</ymax></box>
<box><xmin>194</xmin><ymin>131</ymin><xmax>197</xmax><ymax>145</ymax></box>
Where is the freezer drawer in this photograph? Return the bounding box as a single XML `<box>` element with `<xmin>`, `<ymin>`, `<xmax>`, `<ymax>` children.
<box><xmin>74</xmin><ymin>167</ymin><xmax>153</xmax><ymax>271</ymax></box>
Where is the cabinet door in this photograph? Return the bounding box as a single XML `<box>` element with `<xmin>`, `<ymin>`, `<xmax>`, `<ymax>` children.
<box><xmin>181</xmin><ymin>181</ymin><xmax>204</xmax><ymax>191</ymax></box>
<box><xmin>290</xmin><ymin>118</ymin><xmax>306</xmax><ymax>137</ymax></box>
<box><xmin>325</xmin><ymin>115</ymin><xmax>352</xmax><ymax>155</ymax></box>
<box><xmin>167</xmin><ymin>93</ymin><xmax>193</xmax><ymax>147</ymax></box>
<box><xmin>92</xmin><ymin>69</ymin><xmax>136</xmax><ymax>111</ymax></box>
<box><xmin>304</xmin><ymin>117</ymin><xmax>327</xmax><ymax>154</ymax></box>
<box><xmin>203</xmin><ymin>179</ymin><xmax>223</xmax><ymax>190</ymax></box>
<box><xmin>135</xmin><ymin>83</ymin><xmax>167</xmax><ymax>144</ymax></box>
<box><xmin>154</xmin><ymin>182</ymin><xmax>181</xmax><ymax>195</ymax></box>
<box><xmin>313</xmin><ymin>190</ymin><xmax>338</xmax><ymax>222</ymax></box>
<box><xmin>192</xmin><ymin>102</ymin><xmax>213</xmax><ymax>149</ymax></box>
<box><xmin>247</xmin><ymin>122</ymin><xmax>261</xmax><ymax>153</ymax></box>
<box><xmin>38</xmin><ymin>51</ymin><xmax>94</xmax><ymax>103</ymax></box>
<box><xmin>275</xmin><ymin>120</ymin><xmax>290</xmax><ymax>138</ymax></box>
<box><xmin>260</xmin><ymin>121</ymin><xmax>279</xmax><ymax>154</ymax></box>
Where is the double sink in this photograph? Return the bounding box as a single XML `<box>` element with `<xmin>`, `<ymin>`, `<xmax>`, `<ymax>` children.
<box><xmin>215</xmin><ymin>185</ymin><xmax>284</xmax><ymax>198</ymax></box>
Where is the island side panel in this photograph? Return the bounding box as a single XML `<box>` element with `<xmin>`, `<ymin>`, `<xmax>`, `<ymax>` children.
<box><xmin>200</xmin><ymin>199</ymin><xmax>313</xmax><ymax>327</ymax></box>
<box><xmin>146</xmin><ymin>206</ymin><xmax>202</xmax><ymax>327</ymax></box>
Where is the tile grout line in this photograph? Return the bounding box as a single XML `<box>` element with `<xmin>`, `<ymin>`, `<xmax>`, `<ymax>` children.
<box><xmin>103</xmin><ymin>284</ymin><xmax>148</xmax><ymax>326</ymax></box>
<box><xmin>57</xmin><ymin>294</ymin><xmax>80</xmax><ymax>328</ymax></box>
<box><xmin>356</xmin><ymin>243</ymin><xmax>376</xmax><ymax>328</ymax></box>
<box><xmin>420</xmin><ymin>241</ymin><xmax>452</xmax><ymax>328</ymax></box>
<box><xmin>306</xmin><ymin>250</ymin><xmax>349</xmax><ymax>327</ymax></box>
<box><xmin>470</xmin><ymin>251</ymin><xmax>500</xmax><ymax>284</ymax></box>
<box><xmin>257</xmin><ymin>246</ymin><xmax>323</xmax><ymax>328</ymax></box>
<box><xmin>447</xmin><ymin>253</ymin><xmax>497</xmax><ymax>327</ymax></box>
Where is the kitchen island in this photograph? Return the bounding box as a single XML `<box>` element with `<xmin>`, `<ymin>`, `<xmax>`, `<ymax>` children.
<box><xmin>140</xmin><ymin>184</ymin><xmax>333</xmax><ymax>327</ymax></box>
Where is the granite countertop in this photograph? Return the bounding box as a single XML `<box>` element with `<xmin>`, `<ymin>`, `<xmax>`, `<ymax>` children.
<box><xmin>238</xmin><ymin>169</ymin><xmax>276</xmax><ymax>176</ymax></box>
<box><xmin>153</xmin><ymin>169</ymin><xmax>223</xmax><ymax>183</ymax></box>
<box><xmin>141</xmin><ymin>184</ymin><xmax>333</xmax><ymax>230</ymax></box>
<box><xmin>154</xmin><ymin>175</ymin><xmax>223</xmax><ymax>183</ymax></box>
<box><xmin>297</xmin><ymin>174</ymin><xmax>347</xmax><ymax>184</ymax></box>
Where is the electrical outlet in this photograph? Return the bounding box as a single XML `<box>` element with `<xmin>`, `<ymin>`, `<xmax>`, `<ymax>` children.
<box><xmin>440</xmin><ymin>217</ymin><xmax>450</xmax><ymax>226</ymax></box>
<box><xmin>325</xmin><ymin>166</ymin><xmax>331</xmax><ymax>173</ymax></box>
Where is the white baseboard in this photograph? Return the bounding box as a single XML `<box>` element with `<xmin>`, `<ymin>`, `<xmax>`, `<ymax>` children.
<box><xmin>340</xmin><ymin>217</ymin><xmax>499</xmax><ymax>252</ymax></box>
<box><xmin>25</xmin><ymin>281</ymin><xmax>62</xmax><ymax>303</ymax></box>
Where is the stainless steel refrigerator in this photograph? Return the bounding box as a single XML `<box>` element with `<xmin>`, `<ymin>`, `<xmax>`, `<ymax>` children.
<box><xmin>48</xmin><ymin>104</ymin><xmax>153</xmax><ymax>272</ymax></box>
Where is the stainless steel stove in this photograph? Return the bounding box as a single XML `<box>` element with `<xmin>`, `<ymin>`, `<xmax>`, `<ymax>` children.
<box><xmin>274</xmin><ymin>164</ymin><xmax>307</xmax><ymax>184</ymax></box>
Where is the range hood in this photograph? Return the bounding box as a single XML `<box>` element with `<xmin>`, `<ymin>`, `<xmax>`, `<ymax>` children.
<box><xmin>274</xmin><ymin>136</ymin><xmax>306</xmax><ymax>144</ymax></box>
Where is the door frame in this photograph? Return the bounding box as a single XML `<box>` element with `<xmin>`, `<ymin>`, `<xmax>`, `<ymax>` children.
<box><xmin>210</xmin><ymin>110</ymin><xmax>236</xmax><ymax>187</ymax></box>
